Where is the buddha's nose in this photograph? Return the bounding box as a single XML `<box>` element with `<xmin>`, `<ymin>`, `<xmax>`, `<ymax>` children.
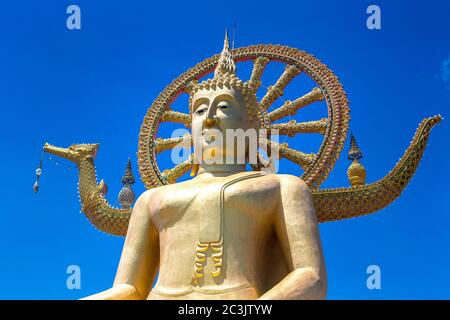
<box><xmin>205</xmin><ymin>117</ymin><xmax>218</xmax><ymax>127</ymax></box>
<box><xmin>204</xmin><ymin>105</ymin><xmax>218</xmax><ymax>127</ymax></box>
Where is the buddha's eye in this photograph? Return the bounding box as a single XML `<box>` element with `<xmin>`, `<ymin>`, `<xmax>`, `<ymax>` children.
<box><xmin>195</xmin><ymin>107</ymin><xmax>207</xmax><ymax>115</ymax></box>
<box><xmin>218</xmin><ymin>103</ymin><xmax>228</xmax><ymax>110</ymax></box>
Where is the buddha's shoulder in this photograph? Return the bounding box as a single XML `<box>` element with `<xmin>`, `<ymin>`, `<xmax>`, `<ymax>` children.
<box><xmin>264</xmin><ymin>173</ymin><xmax>310</xmax><ymax>192</ymax></box>
<box><xmin>233</xmin><ymin>172</ymin><xmax>309</xmax><ymax>191</ymax></box>
<box><xmin>139</xmin><ymin>172</ymin><xmax>309</xmax><ymax>198</ymax></box>
<box><xmin>141</xmin><ymin>179</ymin><xmax>192</xmax><ymax>197</ymax></box>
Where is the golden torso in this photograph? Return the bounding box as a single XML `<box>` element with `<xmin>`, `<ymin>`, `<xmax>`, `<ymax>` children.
<box><xmin>147</xmin><ymin>171</ymin><xmax>283</xmax><ymax>300</ymax></box>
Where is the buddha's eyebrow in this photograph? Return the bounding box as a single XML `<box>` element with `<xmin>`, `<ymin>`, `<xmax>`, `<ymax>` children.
<box><xmin>212</xmin><ymin>93</ymin><xmax>234</xmax><ymax>105</ymax></box>
<box><xmin>192</xmin><ymin>97</ymin><xmax>210</xmax><ymax>111</ymax></box>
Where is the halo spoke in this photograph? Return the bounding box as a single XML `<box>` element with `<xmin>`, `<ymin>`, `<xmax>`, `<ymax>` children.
<box><xmin>161</xmin><ymin>110</ymin><xmax>191</xmax><ymax>127</ymax></box>
<box><xmin>269</xmin><ymin>118</ymin><xmax>328</xmax><ymax>136</ymax></box>
<box><xmin>161</xmin><ymin>155</ymin><xmax>193</xmax><ymax>183</ymax></box>
<box><xmin>247</xmin><ymin>57</ymin><xmax>270</xmax><ymax>91</ymax></box>
<box><xmin>155</xmin><ymin>135</ymin><xmax>191</xmax><ymax>153</ymax></box>
<box><xmin>261</xmin><ymin>139</ymin><xmax>316</xmax><ymax>170</ymax></box>
<box><xmin>279</xmin><ymin>143</ymin><xmax>316</xmax><ymax>171</ymax></box>
<box><xmin>260</xmin><ymin>65</ymin><xmax>301</xmax><ymax>110</ymax></box>
<box><xmin>268</xmin><ymin>87</ymin><xmax>324</xmax><ymax>122</ymax></box>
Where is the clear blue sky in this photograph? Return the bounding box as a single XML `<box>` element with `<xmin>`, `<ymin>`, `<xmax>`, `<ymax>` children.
<box><xmin>0</xmin><ymin>0</ymin><xmax>449</xmax><ymax>299</ymax></box>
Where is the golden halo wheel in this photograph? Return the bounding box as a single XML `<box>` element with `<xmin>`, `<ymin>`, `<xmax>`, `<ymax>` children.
<box><xmin>138</xmin><ymin>44</ymin><xmax>350</xmax><ymax>190</ymax></box>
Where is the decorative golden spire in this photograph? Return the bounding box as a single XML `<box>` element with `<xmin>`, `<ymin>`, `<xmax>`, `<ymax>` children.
<box><xmin>121</xmin><ymin>158</ymin><xmax>135</xmax><ymax>185</ymax></box>
<box><xmin>347</xmin><ymin>134</ymin><xmax>366</xmax><ymax>186</ymax></box>
<box><xmin>118</xmin><ymin>158</ymin><xmax>136</xmax><ymax>209</ymax></box>
<box><xmin>214</xmin><ymin>29</ymin><xmax>236</xmax><ymax>78</ymax></box>
<box><xmin>348</xmin><ymin>134</ymin><xmax>363</xmax><ymax>160</ymax></box>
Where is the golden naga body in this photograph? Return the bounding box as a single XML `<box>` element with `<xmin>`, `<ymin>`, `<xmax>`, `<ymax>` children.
<box><xmin>43</xmin><ymin>33</ymin><xmax>441</xmax><ymax>299</ymax></box>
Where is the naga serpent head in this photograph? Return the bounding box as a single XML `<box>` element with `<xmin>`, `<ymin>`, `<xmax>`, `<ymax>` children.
<box><xmin>43</xmin><ymin>143</ymin><xmax>99</xmax><ymax>164</ymax></box>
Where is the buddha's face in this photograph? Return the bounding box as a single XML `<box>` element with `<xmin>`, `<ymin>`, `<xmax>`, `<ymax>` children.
<box><xmin>191</xmin><ymin>86</ymin><xmax>251</xmax><ymax>164</ymax></box>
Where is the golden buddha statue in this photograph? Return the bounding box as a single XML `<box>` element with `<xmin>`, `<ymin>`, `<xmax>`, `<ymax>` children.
<box><xmin>42</xmin><ymin>32</ymin><xmax>441</xmax><ymax>300</ymax></box>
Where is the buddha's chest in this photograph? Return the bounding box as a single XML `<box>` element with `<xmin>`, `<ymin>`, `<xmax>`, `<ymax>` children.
<box><xmin>152</xmin><ymin>174</ymin><xmax>279</xmax><ymax>238</ymax></box>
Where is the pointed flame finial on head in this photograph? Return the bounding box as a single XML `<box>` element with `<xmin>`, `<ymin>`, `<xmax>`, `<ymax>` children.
<box><xmin>224</xmin><ymin>28</ymin><xmax>229</xmax><ymax>48</ymax></box>
<box><xmin>214</xmin><ymin>29</ymin><xmax>236</xmax><ymax>78</ymax></box>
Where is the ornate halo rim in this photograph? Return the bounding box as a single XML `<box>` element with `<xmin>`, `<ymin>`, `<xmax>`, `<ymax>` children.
<box><xmin>137</xmin><ymin>44</ymin><xmax>350</xmax><ymax>190</ymax></box>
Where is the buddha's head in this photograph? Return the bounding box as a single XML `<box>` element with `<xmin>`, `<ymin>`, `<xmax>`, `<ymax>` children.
<box><xmin>189</xmin><ymin>32</ymin><xmax>260</xmax><ymax>170</ymax></box>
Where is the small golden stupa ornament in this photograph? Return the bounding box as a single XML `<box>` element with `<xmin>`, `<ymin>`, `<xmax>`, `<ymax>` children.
<box><xmin>118</xmin><ymin>158</ymin><xmax>136</xmax><ymax>209</ymax></box>
<box><xmin>347</xmin><ymin>134</ymin><xmax>366</xmax><ymax>187</ymax></box>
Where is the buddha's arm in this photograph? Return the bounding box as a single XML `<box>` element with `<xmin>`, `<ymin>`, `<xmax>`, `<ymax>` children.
<box><xmin>259</xmin><ymin>175</ymin><xmax>326</xmax><ymax>300</ymax></box>
<box><xmin>82</xmin><ymin>191</ymin><xmax>159</xmax><ymax>300</ymax></box>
